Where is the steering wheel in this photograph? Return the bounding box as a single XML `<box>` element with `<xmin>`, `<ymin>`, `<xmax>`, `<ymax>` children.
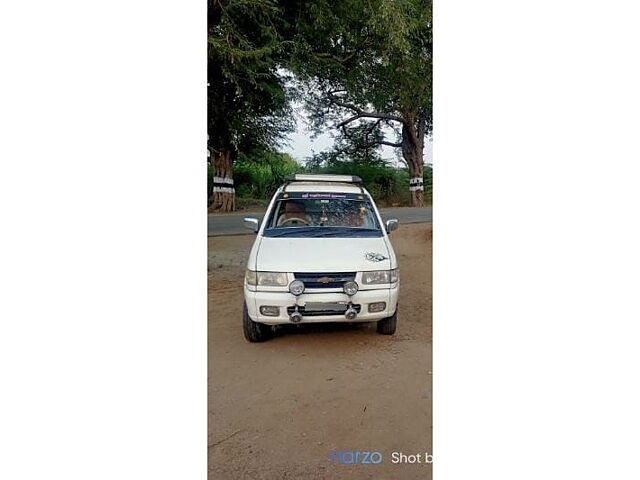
<box><xmin>279</xmin><ymin>217</ymin><xmax>310</xmax><ymax>226</ymax></box>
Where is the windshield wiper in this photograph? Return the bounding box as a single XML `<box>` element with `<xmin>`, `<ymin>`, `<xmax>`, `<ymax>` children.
<box><xmin>263</xmin><ymin>227</ymin><xmax>316</xmax><ymax>237</ymax></box>
<box><xmin>263</xmin><ymin>227</ymin><xmax>382</xmax><ymax>238</ymax></box>
<box><xmin>320</xmin><ymin>228</ymin><xmax>381</xmax><ymax>238</ymax></box>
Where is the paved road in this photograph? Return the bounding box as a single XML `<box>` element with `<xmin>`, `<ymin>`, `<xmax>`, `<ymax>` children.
<box><xmin>208</xmin><ymin>207</ymin><xmax>432</xmax><ymax>236</ymax></box>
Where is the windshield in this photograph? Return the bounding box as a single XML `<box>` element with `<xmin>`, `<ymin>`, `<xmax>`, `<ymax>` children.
<box><xmin>263</xmin><ymin>192</ymin><xmax>382</xmax><ymax>238</ymax></box>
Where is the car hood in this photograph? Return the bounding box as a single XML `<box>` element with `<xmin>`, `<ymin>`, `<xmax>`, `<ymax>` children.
<box><xmin>254</xmin><ymin>236</ymin><xmax>393</xmax><ymax>272</ymax></box>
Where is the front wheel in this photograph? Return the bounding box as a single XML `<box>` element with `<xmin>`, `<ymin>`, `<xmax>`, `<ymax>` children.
<box><xmin>376</xmin><ymin>308</ymin><xmax>397</xmax><ymax>335</ymax></box>
<box><xmin>243</xmin><ymin>302</ymin><xmax>273</xmax><ymax>342</ymax></box>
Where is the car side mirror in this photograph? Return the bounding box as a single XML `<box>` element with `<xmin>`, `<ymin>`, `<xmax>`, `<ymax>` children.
<box><xmin>244</xmin><ymin>217</ymin><xmax>260</xmax><ymax>233</ymax></box>
<box><xmin>385</xmin><ymin>219</ymin><xmax>399</xmax><ymax>234</ymax></box>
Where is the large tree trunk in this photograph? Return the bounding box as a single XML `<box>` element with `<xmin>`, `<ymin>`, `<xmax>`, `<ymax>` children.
<box><xmin>211</xmin><ymin>149</ymin><xmax>235</xmax><ymax>212</ymax></box>
<box><xmin>401</xmin><ymin>120</ymin><xmax>425</xmax><ymax>207</ymax></box>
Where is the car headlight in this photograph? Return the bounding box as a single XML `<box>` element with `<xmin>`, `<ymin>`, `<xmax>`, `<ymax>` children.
<box><xmin>245</xmin><ymin>270</ymin><xmax>257</xmax><ymax>286</ymax></box>
<box><xmin>361</xmin><ymin>269</ymin><xmax>399</xmax><ymax>285</ymax></box>
<box><xmin>257</xmin><ymin>271</ymin><xmax>289</xmax><ymax>286</ymax></box>
<box><xmin>245</xmin><ymin>270</ymin><xmax>288</xmax><ymax>287</ymax></box>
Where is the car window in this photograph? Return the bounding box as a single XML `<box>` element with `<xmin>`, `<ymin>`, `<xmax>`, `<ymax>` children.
<box><xmin>263</xmin><ymin>192</ymin><xmax>382</xmax><ymax>237</ymax></box>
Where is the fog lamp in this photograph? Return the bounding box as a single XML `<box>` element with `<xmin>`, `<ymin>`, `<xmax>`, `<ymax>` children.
<box><xmin>259</xmin><ymin>306</ymin><xmax>280</xmax><ymax>317</ymax></box>
<box><xmin>289</xmin><ymin>280</ymin><xmax>305</xmax><ymax>296</ymax></box>
<box><xmin>343</xmin><ymin>281</ymin><xmax>359</xmax><ymax>296</ymax></box>
<box><xmin>368</xmin><ymin>302</ymin><xmax>386</xmax><ymax>313</ymax></box>
<box><xmin>289</xmin><ymin>306</ymin><xmax>303</xmax><ymax>323</ymax></box>
<box><xmin>345</xmin><ymin>306</ymin><xmax>358</xmax><ymax>320</ymax></box>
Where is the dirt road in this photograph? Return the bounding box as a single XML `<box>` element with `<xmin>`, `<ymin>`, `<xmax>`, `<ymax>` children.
<box><xmin>208</xmin><ymin>224</ymin><xmax>432</xmax><ymax>479</ymax></box>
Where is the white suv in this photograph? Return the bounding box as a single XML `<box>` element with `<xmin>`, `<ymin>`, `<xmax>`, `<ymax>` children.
<box><xmin>242</xmin><ymin>174</ymin><xmax>399</xmax><ymax>342</ymax></box>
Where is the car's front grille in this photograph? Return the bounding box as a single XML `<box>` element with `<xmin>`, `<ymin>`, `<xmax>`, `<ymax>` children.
<box><xmin>286</xmin><ymin>304</ymin><xmax>361</xmax><ymax>317</ymax></box>
<box><xmin>293</xmin><ymin>272</ymin><xmax>356</xmax><ymax>289</ymax></box>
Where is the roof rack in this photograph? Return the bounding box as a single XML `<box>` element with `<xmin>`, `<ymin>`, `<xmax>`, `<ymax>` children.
<box><xmin>283</xmin><ymin>173</ymin><xmax>365</xmax><ymax>195</ymax></box>
<box><xmin>284</xmin><ymin>174</ymin><xmax>363</xmax><ymax>184</ymax></box>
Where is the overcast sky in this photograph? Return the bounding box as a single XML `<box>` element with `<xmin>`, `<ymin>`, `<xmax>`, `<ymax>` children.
<box><xmin>280</xmin><ymin>102</ymin><xmax>433</xmax><ymax>167</ymax></box>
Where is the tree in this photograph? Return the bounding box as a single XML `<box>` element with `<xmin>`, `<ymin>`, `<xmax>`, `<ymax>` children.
<box><xmin>208</xmin><ymin>0</ymin><xmax>293</xmax><ymax>211</ymax></box>
<box><xmin>284</xmin><ymin>0</ymin><xmax>432</xmax><ymax>206</ymax></box>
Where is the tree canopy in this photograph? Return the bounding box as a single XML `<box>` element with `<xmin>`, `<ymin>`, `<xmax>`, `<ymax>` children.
<box><xmin>283</xmin><ymin>0</ymin><xmax>432</xmax><ymax>205</ymax></box>
<box><xmin>208</xmin><ymin>0</ymin><xmax>432</xmax><ymax>210</ymax></box>
<box><xmin>208</xmin><ymin>0</ymin><xmax>293</xmax><ymax>155</ymax></box>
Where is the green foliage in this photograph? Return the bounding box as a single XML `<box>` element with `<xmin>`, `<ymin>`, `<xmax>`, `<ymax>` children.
<box><xmin>207</xmin><ymin>0</ymin><xmax>433</xmax><ymax>208</ymax></box>
<box><xmin>227</xmin><ymin>147</ymin><xmax>432</xmax><ymax>207</ymax></box>
<box><xmin>423</xmin><ymin>163</ymin><xmax>433</xmax><ymax>203</ymax></box>
<box><xmin>208</xmin><ymin>0</ymin><xmax>293</xmax><ymax>154</ymax></box>
<box><xmin>283</xmin><ymin>0</ymin><xmax>432</xmax><ymax>152</ymax></box>
<box><xmin>326</xmin><ymin>162</ymin><xmax>408</xmax><ymax>206</ymax></box>
<box><xmin>233</xmin><ymin>150</ymin><xmax>305</xmax><ymax>199</ymax></box>
<box><xmin>305</xmin><ymin>153</ymin><xmax>432</xmax><ymax>206</ymax></box>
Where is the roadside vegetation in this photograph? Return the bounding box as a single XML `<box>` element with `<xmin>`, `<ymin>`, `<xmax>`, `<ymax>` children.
<box><xmin>208</xmin><ymin>151</ymin><xmax>432</xmax><ymax>210</ymax></box>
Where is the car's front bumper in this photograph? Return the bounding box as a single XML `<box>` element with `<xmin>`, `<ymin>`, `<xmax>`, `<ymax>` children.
<box><xmin>244</xmin><ymin>286</ymin><xmax>399</xmax><ymax>325</ymax></box>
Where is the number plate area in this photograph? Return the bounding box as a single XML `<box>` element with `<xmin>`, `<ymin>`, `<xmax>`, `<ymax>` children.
<box><xmin>303</xmin><ymin>302</ymin><xmax>348</xmax><ymax>312</ymax></box>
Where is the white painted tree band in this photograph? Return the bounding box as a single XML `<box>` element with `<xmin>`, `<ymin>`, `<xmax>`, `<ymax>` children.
<box><xmin>213</xmin><ymin>176</ymin><xmax>234</xmax><ymax>185</ymax></box>
<box><xmin>409</xmin><ymin>176</ymin><xmax>424</xmax><ymax>191</ymax></box>
<box><xmin>212</xmin><ymin>187</ymin><xmax>235</xmax><ymax>194</ymax></box>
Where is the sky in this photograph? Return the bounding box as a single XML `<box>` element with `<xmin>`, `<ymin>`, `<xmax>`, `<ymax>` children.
<box><xmin>280</xmin><ymin>102</ymin><xmax>433</xmax><ymax>167</ymax></box>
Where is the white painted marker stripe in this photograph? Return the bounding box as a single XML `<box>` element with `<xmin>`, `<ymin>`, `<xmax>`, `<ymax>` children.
<box><xmin>212</xmin><ymin>187</ymin><xmax>235</xmax><ymax>193</ymax></box>
<box><xmin>409</xmin><ymin>185</ymin><xmax>424</xmax><ymax>191</ymax></box>
<box><xmin>213</xmin><ymin>176</ymin><xmax>234</xmax><ymax>185</ymax></box>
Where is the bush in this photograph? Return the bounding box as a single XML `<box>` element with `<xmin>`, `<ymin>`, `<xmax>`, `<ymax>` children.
<box><xmin>313</xmin><ymin>160</ymin><xmax>431</xmax><ymax>207</ymax></box>
<box><xmin>234</xmin><ymin>150</ymin><xmax>305</xmax><ymax>200</ymax></box>
<box><xmin>211</xmin><ymin>148</ymin><xmax>432</xmax><ymax>208</ymax></box>
<box><xmin>318</xmin><ymin>162</ymin><xmax>403</xmax><ymax>206</ymax></box>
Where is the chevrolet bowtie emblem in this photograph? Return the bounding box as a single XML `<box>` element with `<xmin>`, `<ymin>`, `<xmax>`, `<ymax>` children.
<box><xmin>317</xmin><ymin>276</ymin><xmax>333</xmax><ymax>284</ymax></box>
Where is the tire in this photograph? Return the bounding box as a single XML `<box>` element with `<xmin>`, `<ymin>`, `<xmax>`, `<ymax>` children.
<box><xmin>376</xmin><ymin>307</ymin><xmax>397</xmax><ymax>335</ymax></box>
<box><xmin>243</xmin><ymin>302</ymin><xmax>273</xmax><ymax>342</ymax></box>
